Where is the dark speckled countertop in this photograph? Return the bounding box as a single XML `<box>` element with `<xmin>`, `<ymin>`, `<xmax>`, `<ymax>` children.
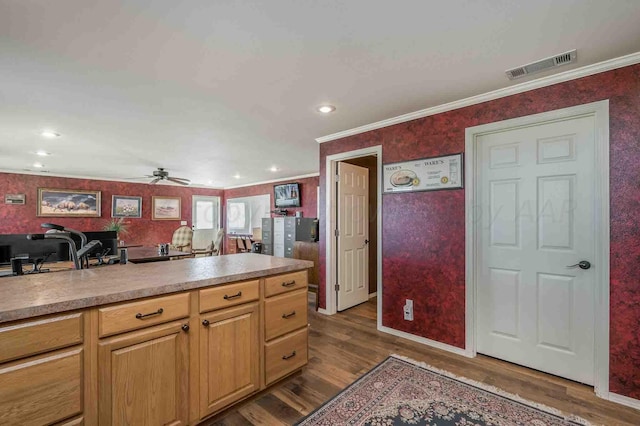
<box><xmin>0</xmin><ymin>253</ymin><xmax>313</xmax><ymax>324</ymax></box>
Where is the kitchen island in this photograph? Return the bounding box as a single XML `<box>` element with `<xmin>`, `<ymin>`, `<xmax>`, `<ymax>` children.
<box><xmin>0</xmin><ymin>253</ymin><xmax>313</xmax><ymax>425</ymax></box>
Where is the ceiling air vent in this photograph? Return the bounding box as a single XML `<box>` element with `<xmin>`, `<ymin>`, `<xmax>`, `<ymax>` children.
<box><xmin>505</xmin><ymin>49</ymin><xmax>577</xmax><ymax>80</ymax></box>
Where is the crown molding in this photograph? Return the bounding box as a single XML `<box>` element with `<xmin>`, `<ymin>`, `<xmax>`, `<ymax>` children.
<box><xmin>0</xmin><ymin>168</ymin><xmax>321</xmax><ymax>190</ymax></box>
<box><xmin>316</xmin><ymin>51</ymin><xmax>640</xmax><ymax>143</ymax></box>
<box><xmin>223</xmin><ymin>172</ymin><xmax>320</xmax><ymax>190</ymax></box>
<box><xmin>0</xmin><ymin>169</ymin><xmax>224</xmax><ymax>190</ymax></box>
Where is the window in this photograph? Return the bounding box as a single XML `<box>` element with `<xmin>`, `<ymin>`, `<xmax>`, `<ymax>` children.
<box><xmin>226</xmin><ymin>194</ymin><xmax>270</xmax><ymax>235</ymax></box>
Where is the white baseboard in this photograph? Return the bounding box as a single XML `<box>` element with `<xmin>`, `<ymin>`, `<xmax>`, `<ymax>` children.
<box><xmin>378</xmin><ymin>325</ymin><xmax>473</xmax><ymax>358</ymax></box>
<box><xmin>608</xmin><ymin>392</ymin><xmax>640</xmax><ymax>411</ymax></box>
<box><xmin>317</xmin><ymin>307</ymin><xmax>333</xmax><ymax>316</ymax></box>
<box><xmin>368</xmin><ymin>292</ymin><xmax>377</xmax><ymax>299</ymax></box>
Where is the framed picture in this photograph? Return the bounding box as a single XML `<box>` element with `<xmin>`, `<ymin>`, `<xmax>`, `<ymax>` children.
<box><xmin>152</xmin><ymin>196</ymin><xmax>181</xmax><ymax>220</ymax></box>
<box><xmin>37</xmin><ymin>188</ymin><xmax>101</xmax><ymax>217</ymax></box>
<box><xmin>5</xmin><ymin>194</ymin><xmax>25</xmax><ymax>205</ymax></box>
<box><xmin>383</xmin><ymin>153</ymin><xmax>464</xmax><ymax>194</ymax></box>
<box><xmin>112</xmin><ymin>195</ymin><xmax>142</xmax><ymax>218</ymax></box>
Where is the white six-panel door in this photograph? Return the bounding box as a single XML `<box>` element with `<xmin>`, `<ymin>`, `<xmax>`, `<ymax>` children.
<box><xmin>337</xmin><ymin>162</ymin><xmax>369</xmax><ymax>311</ymax></box>
<box><xmin>476</xmin><ymin>115</ymin><xmax>596</xmax><ymax>384</ymax></box>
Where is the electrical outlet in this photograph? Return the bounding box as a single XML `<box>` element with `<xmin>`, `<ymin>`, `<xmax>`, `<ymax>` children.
<box><xmin>403</xmin><ymin>299</ymin><xmax>414</xmax><ymax>321</ymax></box>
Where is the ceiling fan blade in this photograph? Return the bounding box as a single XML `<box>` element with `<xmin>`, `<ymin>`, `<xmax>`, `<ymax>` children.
<box><xmin>167</xmin><ymin>177</ymin><xmax>190</xmax><ymax>185</ymax></box>
<box><xmin>149</xmin><ymin>177</ymin><xmax>161</xmax><ymax>185</ymax></box>
<box><xmin>170</xmin><ymin>177</ymin><xmax>191</xmax><ymax>182</ymax></box>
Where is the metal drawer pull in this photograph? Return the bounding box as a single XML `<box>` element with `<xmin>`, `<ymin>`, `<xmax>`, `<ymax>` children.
<box><xmin>281</xmin><ymin>280</ymin><xmax>296</xmax><ymax>287</ymax></box>
<box><xmin>224</xmin><ymin>291</ymin><xmax>242</xmax><ymax>300</ymax></box>
<box><xmin>282</xmin><ymin>350</ymin><xmax>297</xmax><ymax>360</ymax></box>
<box><xmin>135</xmin><ymin>308</ymin><xmax>164</xmax><ymax>319</ymax></box>
<box><xmin>282</xmin><ymin>311</ymin><xmax>296</xmax><ymax>319</ymax></box>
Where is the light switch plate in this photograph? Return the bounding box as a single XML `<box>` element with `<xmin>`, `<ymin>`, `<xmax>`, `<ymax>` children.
<box><xmin>180</xmin><ymin>220</ymin><xmax>187</xmax><ymax>226</ymax></box>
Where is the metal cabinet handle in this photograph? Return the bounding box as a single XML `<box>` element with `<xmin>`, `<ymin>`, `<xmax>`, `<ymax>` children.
<box><xmin>224</xmin><ymin>291</ymin><xmax>242</xmax><ymax>300</ymax></box>
<box><xmin>566</xmin><ymin>260</ymin><xmax>591</xmax><ymax>270</ymax></box>
<box><xmin>282</xmin><ymin>311</ymin><xmax>296</xmax><ymax>319</ymax></box>
<box><xmin>202</xmin><ymin>319</ymin><xmax>210</xmax><ymax>327</ymax></box>
<box><xmin>181</xmin><ymin>324</ymin><xmax>190</xmax><ymax>332</ymax></box>
<box><xmin>135</xmin><ymin>308</ymin><xmax>164</xmax><ymax>319</ymax></box>
<box><xmin>282</xmin><ymin>350</ymin><xmax>297</xmax><ymax>360</ymax></box>
<box><xmin>281</xmin><ymin>280</ymin><xmax>296</xmax><ymax>287</ymax></box>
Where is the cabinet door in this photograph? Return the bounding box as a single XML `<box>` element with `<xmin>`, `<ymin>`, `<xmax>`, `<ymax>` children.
<box><xmin>200</xmin><ymin>302</ymin><xmax>259</xmax><ymax>418</ymax></box>
<box><xmin>98</xmin><ymin>321</ymin><xmax>189</xmax><ymax>426</ymax></box>
<box><xmin>0</xmin><ymin>347</ymin><xmax>83</xmax><ymax>426</ymax></box>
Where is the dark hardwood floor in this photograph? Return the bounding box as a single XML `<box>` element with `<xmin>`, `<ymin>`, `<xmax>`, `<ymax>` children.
<box><xmin>204</xmin><ymin>296</ymin><xmax>640</xmax><ymax>426</ymax></box>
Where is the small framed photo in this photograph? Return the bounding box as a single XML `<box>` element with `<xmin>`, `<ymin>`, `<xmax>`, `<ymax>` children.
<box><xmin>5</xmin><ymin>194</ymin><xmax>25</xmax><ymax>205</ymax></box>
<box><xmin>37</xmin><ymin>188</ymin><xmax>101</xmax><ymax>217</ymax></box>
<box><xmin>112</xmin><ymin>195</ymin><xmax>142</xmax><ymax>218</ymax></box>
<box><xmin>152</xmin><ymin>196</ymin><xmax>181</xmax><ymax>220</ymax></box>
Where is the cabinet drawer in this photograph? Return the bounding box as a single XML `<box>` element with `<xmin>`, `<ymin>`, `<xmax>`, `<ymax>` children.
<box><xmin>0</xmin><ymin>347</ymin><xmax>83</xmax><ymax>426</ymax></box>
<box><xmin>264</xmin><ymin>270</ymin><xmax>308</xmax><ymax>297</ymax></box>
<box><xmin>199</xmin><ymin>279</ymin><xmax>259</xmax><ymax>313</ymax></box>
<box><xmin>0</xmin><ymin>313</ymin><xmax>83</xmax><ymax>364</ymax></box>
<box><xmin>264</xmin><ymin>289</ymin><xmax>308</xmax><ymax>341</ymax></box>
<box><xmin>98</xmin><ymin>293</ymin><xmax>189</xmax><ymax>338</ymax></box>
<box><xmin>264</xmin><ymin>327</ymin><xmax>308</xmax><ymax>385</ymax></box>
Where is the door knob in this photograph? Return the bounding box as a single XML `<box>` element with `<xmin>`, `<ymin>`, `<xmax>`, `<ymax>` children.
<box><xmin>566</xmin><ymin>261</ymin><xmax>591</xmax><ymax>270</ymax></box>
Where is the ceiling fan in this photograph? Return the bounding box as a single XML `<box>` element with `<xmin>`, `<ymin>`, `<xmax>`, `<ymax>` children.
<box><xmin>140</xmin><ymin>168</ymin><xmax>191</xmax><ymax>185</ymax></box>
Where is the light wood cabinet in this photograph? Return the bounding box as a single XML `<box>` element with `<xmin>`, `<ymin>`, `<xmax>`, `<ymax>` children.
<box><xmin>264</xmin><ymin>289</ymin><xmax>308</xmax><ymax>341</ymax></box>
<box><xmin>98</xmin><ymin>293</ymin><xmax>189</xmax><ymax>338</ymax></box>
<box><xmin>199</xmin><ymin>302</ymin><xmax>260</xmax><ymax>419</ymax></box>
<box><xmin>0</xmin><ymin>313</ymin><xmax>83</xmax><ymax>364</ymax></box>
<box><xmin>0</xmin><ymin>347</ymin><xmax>83</xmax><ymax>426</ymax></box>
<box><xmin>263</xmin><ymin>271</ymin><xmax>309</xmax><ymax>386</ymax></box>
<box><xmin>0</xmin><ymin>267</ymin><xmax>310</xmax><ymax>425</ymax></box>
<box><xmin>97</xmin><ymin>321</ymin><xmax>190</xmax><ymax>426</ymax></box>
<box><xmin>199</xmin><ymin>279</ymin><xmax>259</xmax><ymax>312</ymax></box>
<box><xmin>264</xmin><ymin>270</ymin><xmax>308</xmax><ymax>297</ymax></box>
<box><xmin>264</xmin><ymin>327</ymin><xmax>308</xmax><ymax>385</ymax></box>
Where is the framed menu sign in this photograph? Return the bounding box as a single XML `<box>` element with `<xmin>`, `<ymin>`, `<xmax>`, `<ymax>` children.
<box><xmin>383</xmin><ymin>153</ymin><xmax>463</xmax><ymax>193</ymax></box>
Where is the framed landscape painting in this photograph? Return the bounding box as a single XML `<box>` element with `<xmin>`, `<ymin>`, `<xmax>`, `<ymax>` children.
<box><xmin>152</xmin><ymin>196</ymin><xmax>181</xmax><ymax>220</ymax></box>
<box><xmin>112</xmin><ymin>195</ymin><xmax>142</xmax><ymax>218</ymax></box>
<box><xmin>37</xmin><ymin>188</ymin><xmax>101</xmax><ymax>217</ymax></box>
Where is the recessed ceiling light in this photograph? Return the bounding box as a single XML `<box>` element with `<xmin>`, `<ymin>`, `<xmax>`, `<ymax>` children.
<box><xmin>41</xmin><ymin>131</ymin><xmax>61</xmax><ymax>138</ymax></box>
<box><xmin>207</xmin><ymin>180</ymin><xmax>213</xmax><ymax>185</ymax></box>
<box><xmin>269</xmin><ymin>166</ymin><xmax>279</xmax><ymax>172</ymax></box>
<box><xmin>317</xmin><ymin>105</ymin><xmax>336</xmax><ymax>114</ymax></box>
<box><xmin>36</xmin><ymin>150</ymin><xmax>50</xmax><ymax>156</ymax></box>
<box><xmin>233</xmin><ymin>174</ymin><xmax>241</xmax><ymax>179</ymax></box>
<box><xmin>33</xmin><ymin>162</ymin><xmax>44</xmax><ymax>168</ymax></box>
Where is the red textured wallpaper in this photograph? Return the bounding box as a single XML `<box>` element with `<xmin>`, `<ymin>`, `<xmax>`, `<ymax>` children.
<box><xmin>220</xmin><ymin>175</ymin><xmax>318</xmax><ymax>254</ymax></box>
<box><xmin>319</xmin><ymin>64</ymin><xmax>640</xmax><ymax>398</ymax></box>
<box><xmin>0</xmin><ymin>173</ymin><xmax>223</xmax><ymax>246</ymax></box>
<box><xmin>223</xmin><ymin>176</ymin><xmax>319</xmax><ymax>220</ymax></box>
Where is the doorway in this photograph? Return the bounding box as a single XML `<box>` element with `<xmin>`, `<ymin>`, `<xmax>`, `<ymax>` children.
<box><xmin>325</xmin><ymin>146</ymin><xmax>382</xmax><ymax>323</ymax></box>
<box><xmin>192</xmin><ymin>196</ymin><xmax>221</xmax><ymax>250</ymax></box>
<box><xmin>465</xmin><ymin>101</ymin><xmax>610</xmax><ymax>395</ymax></box>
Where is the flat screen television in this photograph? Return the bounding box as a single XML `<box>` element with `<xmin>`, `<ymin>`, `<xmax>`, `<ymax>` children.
<box><xmin>274</xmin><ymin>183</ymin><xmax>301</xmax><ymax>208</ymax></box>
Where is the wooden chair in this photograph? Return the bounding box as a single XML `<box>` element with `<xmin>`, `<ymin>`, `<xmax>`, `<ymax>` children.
<box><xmin>236</xmin><ymin>237</ymin><xmax>249</xmax><ymax>253</ymax></box>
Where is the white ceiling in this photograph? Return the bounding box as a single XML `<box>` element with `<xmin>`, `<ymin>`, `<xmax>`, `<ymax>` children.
<box><xmin>1</xmin><ymin>1</ymin><xmax>639</xmax><ymax>188</ymax></box>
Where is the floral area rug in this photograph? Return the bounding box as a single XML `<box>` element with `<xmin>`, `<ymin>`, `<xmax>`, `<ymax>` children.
<box><xmin>296</xmin><ymin>355</ymin><xmax>591</xmax><ymax>426</ymax></box>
